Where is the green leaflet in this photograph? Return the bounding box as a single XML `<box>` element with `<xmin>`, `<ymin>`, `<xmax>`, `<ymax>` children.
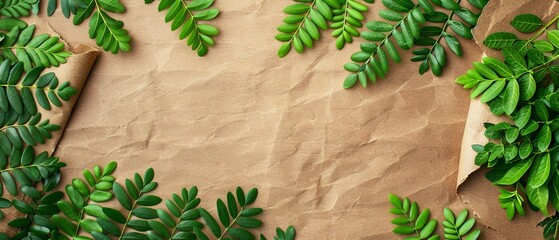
<box><xmin>527</xmin><ymin>184</ymin><xmax>549</xmax><ymax>216</ymax></box>
<box><xmin>483</xmin><ymin>32</ymin><xmax>518</xmax><ymax>49</ymax></box>
<box><xmin>146</xmin><ymin>0</ymin><xmax>220</xmax><ymax>57</ymax></box>
<box><xmin>260</xmin><ymin>226</ymin><xmax>296</xmax><ymax>240</ymax></box>
<box><xmin>493</xmin><ymin>157</ymin><xmax>533</xmax><ymax>185</ymax></box>
<box><xmin>344</xmin><ymin>0</ymin><xmax>487</xmax><ymax>88</ymax></box>
<box><xmin>48</xmin><ymin>0</ymin><xmax>131</xmax><ymax>53</ymax></box>
<box><xmin>388</xmin><ymin>194</ymin><xmax>439</xmax><ymax>240</ymax></box>
<box><xmin>511</xmin><ymin>14</ymin><xmax>543</xmax><ymax>33</ymax></box>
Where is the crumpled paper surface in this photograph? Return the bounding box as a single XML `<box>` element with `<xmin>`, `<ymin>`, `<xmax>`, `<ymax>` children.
<box><xmin>3</xmin><ymin>0</ymin><xmax>550</xmax><ymax>238</ymax></box>
<box><xmin>0</xmin><ymin>20</ymin><xmax>98</xmax><ymax>233</ymax></box>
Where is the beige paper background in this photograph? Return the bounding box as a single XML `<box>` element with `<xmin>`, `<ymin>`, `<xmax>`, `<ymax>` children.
<box><xmin>3</xmin><ymin>0</ymin><xmax>553</xmax><ymax>238</ymax></box>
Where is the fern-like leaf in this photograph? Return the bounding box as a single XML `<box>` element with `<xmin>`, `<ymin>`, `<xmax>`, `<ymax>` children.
<box><xmin>0</xmin><ymin>0</ymin><xmax>37</xmax><ymax>18</ymax></box>
<box><xmin>539</xmin><ymin>211</ymin><xmax>559</xmax><ymax>240</ymax></box>
<box><xmin>413</xmin><ymin>0</ymin><xmax>486</xmax><ymax>76</ymax></box>
<box><xmin>195</xmin><ymin>187</ymin><xmax>263</xmax><ymax>240</ymax></box>
<box><xmin>0</xmin><ymin>145</ymin><xmax>65</xmax><ymax>198</ymax></box>
<box><xmin>0</xmin><ymin>113</ymin><xmax>60</xmax><ymax>149</ymax></box>
<box><xmin>343</xmin><ymin>0</ymin><xmax>421</xmax><ymax>88</ymax></box>
<box><xmin>96</xmin><ymin>168</ymin><xmax>161</xmax><ymax>239</ymax></box>
<box><xmin>48</xmin><ymin>0</ymin><xmax>131</xmax><ymax>53</ymax></box>
<box><xmin>442</xmin><ymin>208</ymin><xmax>480</xmax><ymax>240</ymax></box>
<box><xmin>260</xmin><ymin>226</ymin><xmax>296</xmax><ymax>240</ymax></box>
<box><xmin>0</xmin><ymin>60</ymin><xmax>77</xmax><ymax>117</ymax></box>
<box><xmin>0</xmin><ymin>25</ymin><xmax>71</xmax><ymax>71</ymax></box>
<box><xmin>330</xmin><ymin>0</ymin><xmax>373</xmax><ymax>50</ymax></box>
<box><xmin>276</xmin><ymin>0</ymin><xmax>341</xmax><ymax>57</ymax></box>
<box><xmin>7</xmin><ymin>186</ymin><xmax>63</xmax><ymax>239</ymax></box>
<box><xmin>388</xmin><ymin>194</ymin><xmax>439</xmax><ymax>240</ymax></box>
<box><xmin>146</xmin><ymin>0</ymin><xmax>220</xmax><ymax>57</ymax></box>
<box><xmin>497</xmin><ymin>186</ymin><xmax>525</xmax><ymax>220</ymax></box>
<box><xmin>344</xmin><ymin>0</ymin><xmax>487</xmax><ymax>88</ymax></box>
<box><xmin>143</xmin><ymin>186</ymin><xmax>203</xmax><ymax>240</ymax></box>
<box><xmin>50</xmin><ymin>161</ymin><xmax>117</xmax><ymax>239</ymax></box>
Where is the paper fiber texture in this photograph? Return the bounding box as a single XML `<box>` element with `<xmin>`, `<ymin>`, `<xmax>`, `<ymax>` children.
<box><xmin>0</xmin><ymin>20</ymin><xmax>98</xmax><ymax>233</ymax></box>
<box><xmin>7</xmin><ymin>0</ymin><xmax>547</xmax><ymax>238</ymax></box>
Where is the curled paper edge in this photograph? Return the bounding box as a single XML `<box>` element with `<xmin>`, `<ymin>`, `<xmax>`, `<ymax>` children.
<box><xmin>0</xmin><ymin>21</ymin><xmax>99</xmax><ymax>233</ymax></box>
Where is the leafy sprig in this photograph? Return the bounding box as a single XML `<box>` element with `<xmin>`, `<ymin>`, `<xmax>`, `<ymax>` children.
<box><xmin>145</xmin><ymin>0</ymin><xmax>220</xmax><ymax>57</ymax></box>
<box><xmin>0</xmin><ymin>162</ymin><xmax>296</xmax><ymax>240</ymax></box>
<box><xmin>343</xmin><ymin>0</ymin><xmax>487</xmax><ymax>89</ymax></box>
<box><xmin>196</xmin><ymin>187</ymin><xmax>262</xmax><ymax>240</ymax></box>
<box><xmin>0</xmin><ymin>145</ymin><xmax>64</xmax><ymax>198</ymax></box>
<box><xmin>388</xmin><ymin>194</ymin><xmax>439</xmax><ymax>240</ymax></box>
<box><xmin>276</xmin><ymin>0</ymin><xmax>373</xmax><ymax>57</ymax></box>
<box><xmin>539</xmin><ymin>211</ymin><xmax>559</xmax><ymax>240</ymax></box>
<box><xmin>498</xmin><ymin>184</ymin><xmax>525</xmax><ymax>220</ymax></box>
<box><xmin>456</xmin><ymin>13</ymin><xmax>559</xmax><ymax>218</ymax></box>
<box><xmin>330</xmin><ymin>0</ymin><xmax>371</xmax><ymax>50</ymax></box>
<box><xmin>0</xmin><ymin>60</ymin><xmax>77</xmax><ymax>118</ymax></box>
<box><xmin>50</xmin><ymin>161</ymin><xmax>117</xmax><ymax>239</ymax></box>
<box><xmin>0</xmin><ymin>113</ymin><xmax>60</xmax><ymax>149</ymax></box>
<box><xmin>143</xmin><ymin>186</ymin><xmax>202</xmax><ymax>240</ymax></box>
<box><xmin>260</xmin><ymin>226</ymin><xmax>296</xmax><ymax>240</ymax></box>
<box><xmin>484</xmin><ymin>14</ymin><xmax>559</xmax><ymax>50</ymax></box>
<box><xmin>0</xmin><ymin>0</ymin><xmax>38</xmax><ymax>18</ymax></box>
<box><xmin>441</xmin><ymin>208</ymin><xmax>480</xmax><ymax>240</ymax></box>
<box><xmin>6</xmin><ymin>186</ymin><xmax>64</xmax><ymax>239</ymax></box>
<box><xmin>0</xmin><ymin>24</ymin><xmax>71</xmax><ymax>71</ymax></box>
<box><xmin>389</xmin><ymin>194</ymin><xmax>481</xmax><ymax>240</ymax></box>
<box><xmin>47</xmin><ymin>0</ymin><xmax>131</xmax><ymax>53</ymax></box>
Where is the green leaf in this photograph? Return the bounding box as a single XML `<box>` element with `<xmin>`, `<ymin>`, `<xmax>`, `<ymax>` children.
<box><xmin>199</xmin><ymin>208</ymin><xmax>221</xmax><ymax>237</ymax></box>
<box><xmin>547</xmin><ymin>30</ymin><xmax>559</xmax><ymax>49</ymax></box>
<box><xmin>528</xmin><ymin>153</ymin><xmax>551</xmax><ymax>188</ymax></box>
<box><xmin>494</xmin><ymin>157</ymin><xmax>533</xmax><ymax>185</ymax></box>
<box><xmin>526</xmin><ymin>184</ymin><xmax>549</xmax><ymax>215</ymax></box>
<box><xmin>536</xmin><ymin>124</ymin><xmax>552</xmax><ymax>152</ymax></box>
<box><xmin>502</xmin><ymin>78</ymin><xmax>519</xmax><ymax>115</ymax></box>
<box><xmin>480</xmin><ymin>80</ymin><xmax>505</xmax><ymax>103</ymax></box>
<box><xmin>484</xmin><ymin>32</ymin><xmax>518</xmax><ymax>49</ymax></box>
<box><xmin>511</xmin><ymin>14</ymin><xmax>543</xmax><ymax>33</ymax></box>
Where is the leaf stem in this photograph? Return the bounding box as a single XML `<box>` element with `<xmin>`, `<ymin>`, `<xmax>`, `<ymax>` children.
<box><xmin>72</xmin><ymin>174</ymin><xmax>106</xmax><ymax>236</ymax></box>
<box><xmin>118</xmin><ymin>193</ymin><xmax>142</xmax><ymax>240</ymax></box>
<box><xmin>340</xmin><ymin>0</ymin><xmax>351</xmax><ymax>37</ymax></box>
<box><xmin>217</xmin><ymin>205</ymin><xmax>245</xmax><ymax>240</ymax></box>
<box><xmin>285</xmin><ymin>0</ymin><xmax>316</xmax><ymax>46</ymax></box>
<box><xmin>398</xmin><ymin>205</ymin><xmax>421</xmax><ymax>237</ymax></box>
<box><xmin>525</xmin><ymin>14</ymin><xmax>559</xmax><ymax>45</ymax></box>
<box><xmin>180</xmin><ymin>0</ymin><xmax>203</xmax><ymax>47</ymax></box>
<box><xmin>360</xmin><ymin>5</ymin><xmax>420</xmax><ymax>71</ymax></box>
<box><xmin>0</xmin><ymin>162</ymin><xmax>58</xmax><ymax>174</ymax></box>
<box><xmin>0</xmin><ymin>84</ymin><xmax>62</xmax><ymax>94</ymax></box>
<box><xmin>92</xmin><ymin>0</ymin><xmax>127</xmax><ymax>47</ymax></box>
<box><xmin>426</xmin><ymin>0</ymin><xmax>461</xmax><ymax>58</ymax></box>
